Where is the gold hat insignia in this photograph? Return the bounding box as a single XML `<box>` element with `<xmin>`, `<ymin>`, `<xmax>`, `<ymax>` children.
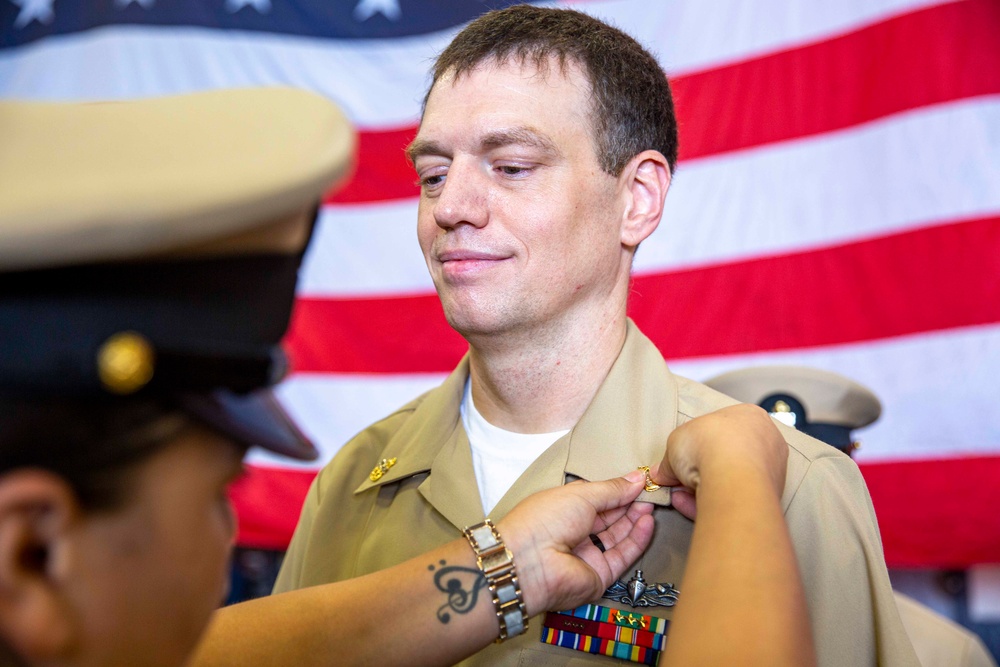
<box><xmin>97</xmin><ymin>331</ymin><xmax>155</xmax><ymax>395</ymax></box>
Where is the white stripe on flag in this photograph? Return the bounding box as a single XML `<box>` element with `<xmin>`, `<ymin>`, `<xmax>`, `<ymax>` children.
<box><xmin>248</xmin><ymin>323</ymin><xmax>1000</xmax><ymax>470</ymax></box>
<box><xmin>247</xmin><ymin>372</ymin><xmax>446</xmax><ymax>469</ymax></box>
<box><xmin>0</xmin><ymin>0</ymin><xmax>952</xmax><ymax>123</ymax></box>
<box><xmin>567</xmin><ymin>0</ymin><xmax>953</xmax><ymax>74</ymax></box>
<box><xmin>0</xmin><ymin>25</ymin><xmax>448</xmax><ymax>125</ymax></box>
<box><xmin>671</xmin><ymin>323</ymin><xmax>1000</xmax><ymax>463</ymax></box>
<box><xmin>644</xmin><ymin>95</ymin><xmax>1000</xmax><ymax>272</ymax></box>
<box><xmin>298</xmin><ymin>199</ymin><xmax>429</xmax><ymax>297</ymax></box>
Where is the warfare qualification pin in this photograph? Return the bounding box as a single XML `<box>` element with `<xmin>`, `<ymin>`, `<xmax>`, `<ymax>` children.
<box><xmin>603</xmin><ymin>569</ymin><xmax>679</xmax><ymax>608</ymax></box>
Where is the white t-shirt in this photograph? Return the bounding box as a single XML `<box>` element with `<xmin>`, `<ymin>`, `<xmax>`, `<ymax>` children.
<box><xmin>461</xmin><ymin>380</ymin><xmax>569</xmax><ymax>514</ymax></box>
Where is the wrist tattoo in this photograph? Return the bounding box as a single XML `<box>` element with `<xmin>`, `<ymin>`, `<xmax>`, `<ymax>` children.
<box><xmin>428</xmin><ymin>559</ymin><xmax>488</xmax><ymax>624</ymax></box>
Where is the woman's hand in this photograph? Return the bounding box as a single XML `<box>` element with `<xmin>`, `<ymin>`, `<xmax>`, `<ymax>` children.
<box><xmin>497</xmin><ymin>473</ymin><xmax>654</xmax><ymax>615</ymax></box>
<box><xmin>650</xmin><ymin>404</ymin><xmax>788</xmax><ymax>519</ymax></box>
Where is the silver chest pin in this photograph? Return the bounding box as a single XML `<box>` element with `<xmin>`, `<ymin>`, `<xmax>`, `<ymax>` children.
<box><xmin>603</xmin><ymin>569</ymin><xmax>679</xmax><ymax>608</ymax></box>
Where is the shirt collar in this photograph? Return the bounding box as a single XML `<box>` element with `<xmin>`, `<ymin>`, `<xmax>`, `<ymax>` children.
<box><xmin>352</xmin><ymin>320</ymin><xmax>678</xmax><ymax>508</ymax></box>
<box><xmin>562</xmin><ymin>320</ymin><xmax>677</xmax><ymax>506</ymax></box>
<box><xmin>353</xmin><ymin>355</ymin><xmax>470</xmax><ymax>494</ymax></box>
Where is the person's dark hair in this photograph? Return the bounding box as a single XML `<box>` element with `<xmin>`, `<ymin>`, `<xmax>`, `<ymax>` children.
<box><xmin>0</xmin><ymin>397</ymin><xmax>190</xmax><ymax>512</ymax></box>
<box><xmin>427</xmin><ymin>4</ymin><xmax>678</xmax><ymax>176</ymax></box>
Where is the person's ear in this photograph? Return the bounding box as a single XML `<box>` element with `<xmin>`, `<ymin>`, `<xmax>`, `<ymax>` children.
<box><xmin>619</xmin><ymin>150</ymin><xmax>671</xmax><ymax>248</ymax></box>
<box><xmin>0</xmin><ymin>470</ymin><xmax>80</xmax><ymax>662</ymax></box>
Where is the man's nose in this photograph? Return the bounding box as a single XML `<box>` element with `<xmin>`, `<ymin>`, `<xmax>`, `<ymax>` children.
<box><xmin>433</xmin><ymin>159</ymin><xmax>488</xmax><ymax>230</ymax></box>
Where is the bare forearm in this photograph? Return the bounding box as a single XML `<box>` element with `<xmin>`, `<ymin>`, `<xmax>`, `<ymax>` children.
<box><xmin>188</xmin><ymin>476</ymin><xmax>651</xmax><ymax>667</ymax></box>
<box><xmin>663</xmin><ymin>461</ymin><xmax>815</xmax><ymax>666</ymax></box>
<box><xmin>188</xmin><ymin>538</ymin><xmax>500</xmax><ymax>667</ymax></box>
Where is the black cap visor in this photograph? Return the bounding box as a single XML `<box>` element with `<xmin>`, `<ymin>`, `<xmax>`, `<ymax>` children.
<box><xmin>177</xmin><ymin>388</ymin><xmax>318</xmax><ymax>461</ymax></box>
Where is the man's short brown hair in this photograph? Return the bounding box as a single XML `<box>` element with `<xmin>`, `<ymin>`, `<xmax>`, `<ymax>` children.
<box><xmin>427</xmin><ymin>4</ymin><xmax>678</xmax><ymax>176</ymax></box>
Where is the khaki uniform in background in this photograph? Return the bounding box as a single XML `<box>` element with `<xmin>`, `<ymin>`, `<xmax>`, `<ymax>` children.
<box><xmin>896</xmin><ymin>593</ymin><xmax>997</xmax><ymax>667</ymax></box>
<box><xmin>276</xmin><ymin>321</ymin><xmax>919</xmax><ymax>666</ymax></box>
<box><xmin>704</xmin><ymin>364</ymin><xmax>998</xmax><ymax>667</ymax></box>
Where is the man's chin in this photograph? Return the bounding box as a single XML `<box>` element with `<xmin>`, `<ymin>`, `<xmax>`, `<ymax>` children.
<box><xmin>443</xmin><ymin>309</ymin><xmax>519</xmax><ymax>340</ymax></box>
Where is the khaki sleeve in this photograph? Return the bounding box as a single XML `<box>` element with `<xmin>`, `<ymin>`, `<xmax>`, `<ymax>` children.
<box><xmin>963</xmin><ymin>637</ymin><xmax>1000</xmax><ymax>667</ymax></box>
<box><xmin>272</xmin><ymin>472</ymin><xmax>324</xmax><ymax>595</ymax></box>
<box><xmin>895</xmin><ymin>592</ymin><xmax>998</xmax><ymax>667</ymax></box>
<box><xmin>784</xmin><ymin>455</ymin><xmax>921</xmax><ymax>667</ymax></box>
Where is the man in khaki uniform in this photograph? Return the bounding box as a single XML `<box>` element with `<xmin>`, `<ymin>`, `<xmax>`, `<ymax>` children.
<box><xmin>275</xmin><ymin>6</ymin><xmax>919</xmax><ymax>665</ymax></box>
<box><xmin>705</xmin><ymin>365</ymin><xmax>998</xmax><ymax>667</ymax></box>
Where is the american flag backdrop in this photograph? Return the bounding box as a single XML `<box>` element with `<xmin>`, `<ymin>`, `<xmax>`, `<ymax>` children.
<box><xmin>2</xmin><ymin>0</ymin><xmax>998</xmax><ymax>568</ymax></box>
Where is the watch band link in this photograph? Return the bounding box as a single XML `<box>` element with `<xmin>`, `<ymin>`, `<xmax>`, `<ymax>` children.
<box><xmin>463</xmin><ymin>519</ymin><xmax>528</xmax><ymax>642</ymax></box>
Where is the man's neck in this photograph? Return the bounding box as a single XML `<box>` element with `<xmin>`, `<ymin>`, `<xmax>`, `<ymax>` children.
<box><xmin>466</xmin><ymin>311</ymin><xmax>628</xmax><ymax>433</ymax></box>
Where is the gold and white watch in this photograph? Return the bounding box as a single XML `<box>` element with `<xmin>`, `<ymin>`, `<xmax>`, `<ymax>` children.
<box><xmin>463</xmin><ymin>519</ymin><xmax>528</xmax><ymax>642</ymax></box>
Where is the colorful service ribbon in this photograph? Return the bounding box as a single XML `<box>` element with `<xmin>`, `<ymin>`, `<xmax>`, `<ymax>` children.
<box><xmin>540</xmin><ymin>603</ymin><xmax>669</xmax><ymax>665</ymax></box>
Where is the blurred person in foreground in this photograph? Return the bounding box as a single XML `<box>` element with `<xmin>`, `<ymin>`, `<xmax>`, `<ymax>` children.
<box><xmin>0</xmin><ymin>88</ymin><xmax>816</xmax><ymax>667</ymax></box>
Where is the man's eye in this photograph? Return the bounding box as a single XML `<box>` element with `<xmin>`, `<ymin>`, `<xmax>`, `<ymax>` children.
<box><xmin>498</xmin><ymin>165</ymin><xmax>526</xmax><ymax>175</ymax></box>
<box><xmin>419</xmin><ymin>174</ymin><xmax>445</xmax><ymax>188</ymax></box>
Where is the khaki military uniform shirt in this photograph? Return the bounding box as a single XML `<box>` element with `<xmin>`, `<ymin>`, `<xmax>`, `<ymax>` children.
<box><xmin>275</xmin><ymin>320</ymin><xmax>919</xmax><ymax>666</ymax></box>
<box><xmin>895</xmin><ymin>593</ymin><xmax>997</xmax><ymax>667</ymax></box>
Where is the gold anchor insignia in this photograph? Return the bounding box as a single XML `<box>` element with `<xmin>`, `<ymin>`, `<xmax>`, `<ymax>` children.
<box><xmin>637</xmin><ymin>466</ymin><xmax>661</xmax><ymax>492</ymax></box>
<box><xmin>369</xmin><ymin>457</ymin><xmax>397</xmax><ymax>482</ymax></box>
<box><xmin>97</xmin><ymin>331</ymin><xmax>155</xmax><ymax>395</ymax></box>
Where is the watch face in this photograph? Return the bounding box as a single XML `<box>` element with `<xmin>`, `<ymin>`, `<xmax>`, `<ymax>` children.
<box><xmin>469</xmin><ymin>522</ymin><xmax>500</xmax><ymax>549</ymax></box>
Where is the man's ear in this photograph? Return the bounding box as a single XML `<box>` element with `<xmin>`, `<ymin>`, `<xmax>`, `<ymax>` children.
<box><xmin>0</xmin><ymin>470</ymin><xmax>80</xmax><ymax>662</ymax></box>
<box><xmin>619</xmin><ymin>150</ymin><xmax>671</xmax><ymax>248</ymax></box>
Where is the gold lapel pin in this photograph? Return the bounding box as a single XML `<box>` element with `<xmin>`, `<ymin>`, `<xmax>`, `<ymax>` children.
<box><xmin>637</xmin><ymin>466</ymin><xmax>661</xmax><ymax>492</ymax></box>
<box><xmin>369</xmin><ymin>457</ymin><xmax>397</xmax><ymax>482</ymax></box>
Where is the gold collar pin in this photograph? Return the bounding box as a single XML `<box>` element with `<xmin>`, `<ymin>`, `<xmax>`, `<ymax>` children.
<box><xmin>637</xmin><ymin>466</ymin><xmax>661</xmax><ymax>492</ymax></box>
<box><xmin>369</xmin><ymin>457</ymin><xmax>397</xmax><ymax>482</ymax></box>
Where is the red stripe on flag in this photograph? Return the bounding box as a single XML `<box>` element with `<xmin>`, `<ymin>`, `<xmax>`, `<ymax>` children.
<box><xmin>284</xmin><ymin>215</ymin><xmax>1000</xmax><ymax>373</ymax></box>
<box><xmin>323</xmin><ymin>0</ymin><xmax>1000</xmax><ymax>205</ymax></box>
<box><xmin>860</xmin><ymin>456</ymin><xmax>1000</xmax><ymax>567</ymax></box>
<box><xmin>230</xmin><ymin>465</ymin><xmax>316</xmax><ymax>550</ymax></box>
<box><xmin>673</xmin><ymin>0</ymin><xmax>1000</xmax><ymax>161</ymax></box>
<box><xmin>286</xmin><ymin>290</ymin><xmax>464</xmax><ymax>374</ymax></box>
<box><xmin>327</xmin><ymin>125</ymin><xmax>418</xmax><ymax>204</ymax></box>
<box><xmin>230</xmin><ymin>456</ymin><xmax>1000</xmax><ymax>565</ymax></box>
<box><xmin>630</xmin><ymin>215</ymin><xmax>1000</xmax><ymax>359</ymax></box>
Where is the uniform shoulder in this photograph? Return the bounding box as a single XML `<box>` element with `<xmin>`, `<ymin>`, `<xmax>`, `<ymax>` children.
<box><xmin>894</xmin><ymin>592</ymin><xmax>999</xmax><ymax>667</ymax></box>
<box><xmin>674</xmin><ymin>373</ymin><xmax>847</xmax><ymax>465</ymax></box>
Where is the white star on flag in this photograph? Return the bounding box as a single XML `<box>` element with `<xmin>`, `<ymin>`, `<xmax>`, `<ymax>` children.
<box><xmin>115</xmin><ymin>0</ymin><xmax>155</xmax><ymax>8</ymax></box>
<box><xmin>225</xmin><ymin>0</ymin><xmax>271</xmax><ymax>14</ymax></box>
<box><xmin>353</xmin><ymin>0</ymin><xmax>400</xmax><ymax>22</ymax></box>
<box><xmin>11</xmin><ymin>0</ymin><xmax>55</xmax><ymax>29</ymax></box>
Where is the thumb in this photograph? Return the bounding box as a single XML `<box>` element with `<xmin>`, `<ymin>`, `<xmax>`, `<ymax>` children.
<box><xmin>575</xmin><ymin>473</ymin><xmax>645</xmax><ymax>514</ymax></box>
<box><xmin>648</xmin><ymin>462</ymin><xmax>681</xmax><ymax>488</ymax></box>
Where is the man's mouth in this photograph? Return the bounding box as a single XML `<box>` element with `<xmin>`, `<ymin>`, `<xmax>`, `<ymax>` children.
<box><xmin>437</xmin><ymin>249</ymin><xmax>511</xmax><ymax>277</ymax></box>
